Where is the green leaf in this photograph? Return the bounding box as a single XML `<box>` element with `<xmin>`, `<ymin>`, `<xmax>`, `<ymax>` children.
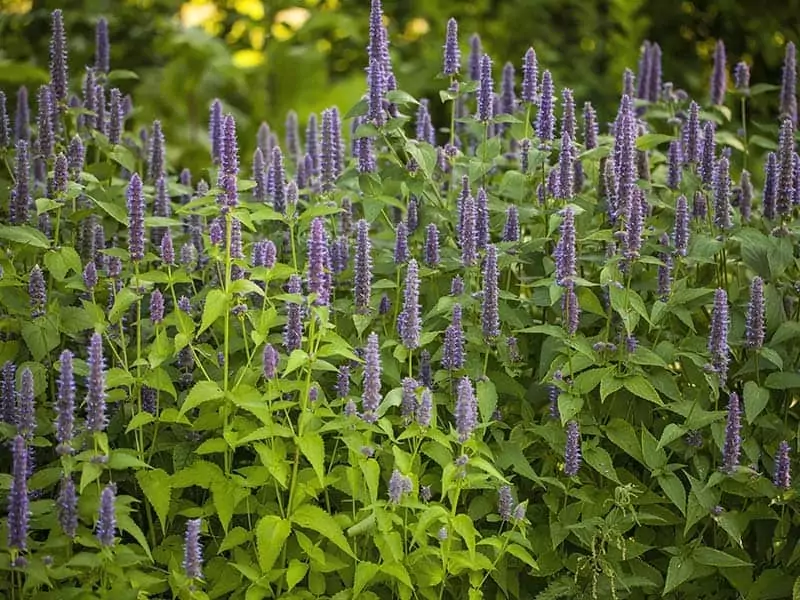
<box><xmin>641</xmin><ymin>428</ymin><xmax>667</xmax><ymax>470</ymax></box>
<box><xmin>657</xmin><ymin>423</ymin><xmax>686</xmax><ymax>450</ymax></box>
<box><xmin>125</xmin><ymin>411</ymin><xmax>155</xmax><ymax>433</ymax></box>
<box><xmin>507</xmin><ymin>544</ymin><xmax>539</xmax><ymax>570</ymax></box>
<box><xmin>0</xmin><ymin>224</ymin><xmax>51</xmax><ymax>248</ymax></box>
<box><xmin>743</xmin><ymin>381</ymin><xmax>770</xmax><ymax>424</ymax></box>
<box><xmin>557</xmin><ymin>393</ymin><xmax>584</xmax><ymax>426</ymax></box>
<box><xmin>211</xmin><ymin>476</ymin><xmax>246</xmax><ymax>533</ymax></box>
<box><xmin>605</xmin><ymin>418</ymin><xmax>645</xmax><ymax>463</ymax></box>
<box><xmin>108</xmin><ymin>288</ymin><xmax>139</xmax><ymax>324</ymax></box>
<box><xmin>477</xmin><ymin>379</ymin><xmax>497</xmax><ymax>424</ymax></box>
<box><xmin>107</xmin><ymin>69</ymin><xmax>140</xmax><ymax>82</ymax></box>
<box><xmin>291</xmin><ymin>504</ymin><xmax>355</xmax><ymax>557</ymax></box>
<box><xmin>659</xmin><ymin>472</ymin><xmax>686</xmax><ymax>515</ymax></box>
<box><xmin>582</xmin><ymin>445</ymin><xmax>621</xmax><ymax>483</ymax></box>
<box><xmin>117</xmin><ymin>513</ymin><xmax>153</xmax><ymax>561</ymax></box>
<box><xmin>636</xmin><ymin>133</ymin><xmax>675</xmax><ymax>150</ymax></box>
<box><xmin>354</xmin><ymin>561</ymin><xmax>380</xmax><ymax>597</ymax></box>
<box><xmin>452</xmin><ymin>514</ymin><xmax>477</xmax><ymax>560</ymax></box>
<box><xmin>256</xmin><ymin>515</ymin><xmax>292</xmax><ymax>574</ymax></box>
<box><xmin>92</xmin><ymin>199</ymin><xmax>129</xmax><ymax>226</ymax></box>
<box><xmin>199</xmin><ymin>289</ymin><xmax>227</xmax><ymax>334</ymax></box>
<box><xmin>623</xmin><ymin>374</ymin><xmax>663</xmax><ymax>406</ymax></box>
<box><xmin>572</xmin><ymin>367</ymin><xmax>609</xmax><ymax>395</ymax></box>
<box><xmin>179</xmin><ymin>380</ymin><xmax>224</xmax><ymax>415</ymax></box>
<box><xmin>765</xmin><ymin>372</ymin><xmax>800</xmax><ymax>390</ymax></box>
<box><xmin>664</xmin><ymin>556</ymin><xmax>695</xmax><ymax>594</ymax></box>
<box><xmin>219</xmin><ymin>527</ymin><xmax>251</xmax><ymax>554</ymax></box>
<box><xmin>298</xmin><ymin>432</ymin><xmax>326</xmax><ymax>487</ymax></box>
<box><xmin>136</xmin><ymin>469</ymin><xmax>172</xmax><ymax>533</ymax></box>
<box><xmin>21</xmin><ymin>319</ymin><xmax>61</xmax><ymax>362</ymax></box>
<box><xmin>284</xmin><ymin>349</ymin><xmax>309</xmax><ymax>377</ymax></box>
<box><xmin>108</xmin><ymin>145</ymin><xmax>137</xmax><ymax>174</ymax></box>
<box><xmin>693</xmin><ymin>547</ymin><xmax>751</xmax><ymax>568</ymax></box>
<box><xmin>286</xmin><ymin>559</ymin><xmax>308</xmax><ymax>591</ymax></box>
<box><xmin>600</xmin><ymin>374</ymin><xmax>624</xmax><ymax>402</ymax></box>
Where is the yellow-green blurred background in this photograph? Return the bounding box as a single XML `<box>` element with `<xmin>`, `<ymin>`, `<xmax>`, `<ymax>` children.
<box><xmin>1</xmin><ymin>0</ymin><xmax>798</xmax><ymax>171</ymax></box>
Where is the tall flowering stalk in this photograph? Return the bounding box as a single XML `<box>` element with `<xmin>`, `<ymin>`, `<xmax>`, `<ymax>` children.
<box><xmin>127</xmin><ymin>173</ymin><xmax>145</xmax><ymax>262</ymax></box>
<box><xmin>307</xmin><ymin>217</ymin><xmax>331</xmax><ymax>306</ymax></box>
<box><xmin>781</xmin><ymin>42</ymin><xmax>797</xmax><ymax>126</ymax></box>
<box><xmin>554</xmin><ymin>208</ymin><xmax>576</xmax><ymax>285</ymax></box>
<box><xmin>521</xmin><ymin>47</ymin><xmax>538</xmax><ymax>105</ymax></box>
<box><xmin>476</xmin><ymin>54</ymin><xmax>494</xmax><ymax>122</ymax></box>
<box><xmin>722</xmin><ymin>392</ymin><xmax>741</xmax><ymax>473</ymax></box>
<box><xmin>424</xmin><ymin>223</ymin><xmax>440</xmax><ymax>266</ymax></box>
<box><xmin>536</xmin><ymin>70</ymin><xmax>555</xmax><ymax>143</ymax></box>
<box><xmin>713</xmin><ymin>156</ymin><xmax>732</xmax><ymax>230</ymax></box>
<box><xmin>11</xmin><ymin>139</ymin><xmax>30</xmax><ymax>225</ymax></box>
<box><xmin>442</xmin><ymin>304</ymin><xmax>465</xmax><ymax>371</ymax></box>
<box><xmin>710</xmin><ymin>40</ymin><xmax>727</xmax><ymax>106</ymax></box>
<box><xmin>283</xmin><ymin>275</ymin><xmax>304</xmax><ymax>352</ymax></box>
<box><xmin>8</xmin><ymin>435</ymin><xmax>30</xmax><ymax>554</ymax></box>
<box><xmin>354</xmin><ymin>219</ymin><xmax>373</xmax><ymax>313</ymax></box>
<box><xmin>777</xmin><ymin>118</ymin><xmax>795</xmax><ymax>217</ymax></box>
<box><xmin>57</xmin><ymin>476</ymin><xmax>78</xmax><ymax>538</ymax></box>
<box><xmin>49</xmin><ymin>9</ymin><xmax>68</xmax><ymax>106</ymax></box>
<box><xmin>442</xmin><ymin>18</ymin><xmax>460</xmax><ymax>76</ymax></box>
<box><xmin>482</xmin><ymin>244</ymin><xmax>500</xmax><ymax>339</ymax></box>
<box><xmin>564</xmin><ymin>421</ymin><xmax>581</xmax><ymax>476</ymax></box>
<box><xmin>454</xmin><ymin>376</ymin><xmax>477</xmax><ymax>442</ymax></box>
<box><xmin>218</xmin><ymin>114</ymin><xmax>239</xmax><ymax>210</ymax></box>
<box><xmin>96</xmin><ymin>484</ymin><xmax>117</xmax><ymax>547</ymax></box>
<box><xmin>745</xmin><ymin>276</ymin><xmax>765</xmax><ymax>350</ymax></box>
<box><xmin>673</xmin><ymin>194</ymin><xmax>689</xmax><ymax>256</ymax></box>
<box><xmin>56</xmin><ymin>349</ymin><xmax>76</xmax><ymax>455</ymax></box>
<box><xmin>398</xmin><ymin>259</ymin><xmax>421</xmax><ymax>350</ymax></box>
<box><xmin>708</xmin><ymin>289</ymin><xmax>730</xmax><ymax>386</ymax></box>
<box><xmin>774</xmin><ymin>441</ymin><xmax>791</xmax><ymax>490</ymax></box>
<box><xmin>85</xmin><ymin>332</ymin><xmax>107</xmax><ymax>433</ymax></box>
<box><xmin>183</xmin><ymin>519</ymin><xmax>203</xmax><ymax>580</ymax></box>
<box><xmin>209</xmin><ymin>99</ymin><xmax>223</xmax><ymax>164</ymax></box>
<box><xmin>362</xmin><ymin>332</ymin><xmax>381</xmax><ymax>423</ymax></box>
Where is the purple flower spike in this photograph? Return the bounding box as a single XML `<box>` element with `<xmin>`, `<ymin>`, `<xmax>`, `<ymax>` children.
<box><xmin>415</xmin><ymin>99</ymin><xmax>435</xmax><ymax>145</ymax></box>
<box><xmin>647</xmin><ymin>43</ymin><xmax>662</xmax><ymax>102</ymax></box>
<box><xmin>209</xmin><ymin>99</ymin><xmax>223</xmax><ymax>164</ymax></box>
<box><xmin>636</xmin><ymin>42</ymin><xmax>651</xmax><ymax>99</ymax></box>
<box><xmin>49</xmin><ymin>10</ymin><xmax>68</xmax><ymax>105</ymax></box>
<box><xmin>283</xmin><ymin>275</ymin><xmax>304</xmax><ymax>352</ymax></box>
<box><xmin>763</xmin><ymin>152</ymin><xmax>778</xmax><ymax>220</ymax></box>
<box><xmin>183</xmin><ymin>519</ymin><xmax>203</xmax><ymax>580</ymax></box>
<box><xmin>739</xmin><ymin>170</ymin><xmax>753</xmax><ymax>222</ymax></box>
<box><xmin>482</xmin><ymin>244</ymin><xmax>500</xmax><ymax>339</ymax></box>
<box><xmin>667</xmin><ymin>141</ymin><xmax>682</xmax><ymax>190</ymax></box>
<box><xmin>454</xmin><ymin>376</ymin><xmax>478</xmax><ymax>442</ymax></box>
<box><xmin>127</xmin><ymin>173</ymin><xmax>145</xmax><ymax>262</ymax></box>
<box><xmin>285</xmin><ymin>110</ymin><xmax>300</xmax><ymax>165</ymax></box>
<box><xmin>503</xmin><ymin>206</ymin><xmax>519</xmax><ymax>242</ymax></box>
<box><xmin>29</xmin><ymin>264</ymin><xmax>46</xmax><ymax>318</ymax></box>
<box><xmin>11</xmin><ymin>139</ymin><xmax>31</xmax><ymax>225</ymax></box>
<box><xmin>710</xmin><ymin>40</ymin><xmax>727</xmax><ymax>106</ymax></box>
<box><xmin>722</xmin><ymin>392</ymin><xmax>741</xmax><ymax>473</ymax></box>
<box><xmin>148</xmin><ymin>120</ymin><xmax>166</xmax><ymax>183</ymax></box>
<box><xmin>708</xmin><ymin>288</ymin><xmax>730</xmax><ymax>385</ymax></box>
<box><xmin>394</xmin><ymin>221</ymin><xmax>409</xmax><ymax>264</ymax></box>
<box><xmin>253</xmin><ymin>147</ymin><xmax>267</xmax><ymax>203</ymax></box>
<box><xmin>498</xmin><ymin>485</ymin><xmax>513</xmax><ymax>521</ymax></box>
<box><xmin>443</xmin><ymin>18</ymin><xmax>460</xmax><ymax>76</ymax></box>
<box><xmin>95</xmin><ymin>17</ymin><xmax>110</xmax><ymax>73</ymax></box>
<box><xmin>734</xmin><ymin>61</ymin><xmax>750</xmax><ymax>91</ymax></box>
<box><xmin>401</xmin><ymin>377</ymin><xmax>418</xmax><ymax>423</ymax></box>
<box><xmin>8</xmin><ymin>435</ymin><xmax>30</xmax><ymax>551</ymax></box>
<box><xmin>745</xmin><ymin>276</ymin><xmax>765</xmax><ymax>350</ymax></box>
<box><xmin>0</xmin><ymin>91</ymin><xmax>9</xmax><ymax>148</ymax></box>
<box><xmin>35</xmin><ymin>85</ymin><xmax>54</xmax><ymax>159</ymax></box>
<box><xmin>307</xmin><ymin>217</ymin><xmax>331</xmax><ymax>306</ymax></box>
<box><xmin>442</xmin><ymin>304</ymin><xmax>465</xmax><ymax>371</ymax></box>
<box><xmin>476</xmin><ymin>54</ymin><xmax>494</xmax><ymax>122</ymax></box>
<box><xmin>354</xmin><ymin>219</ymin><xmax>373</xmax><ymax>313</ymax></box>
<box><xmin>451</xmin><ymin>275</ymin><xmax>464</xmax><ymax>296</ymax></box>
<box><xmin>150</xmin><ymin>289</ymin><xmax>165</xmax><ymax>324</ymax></box>
<box><xmin>56</xmin><ymin>350</ymin><xmax>76</xmax><ymax>455</ymax></box>
<box><xmin>774</xmin><ymin>441</ymin><xmax>791</xmax><ymax>490</ymax></box>
<box><xmin>107</xmin><ymin>88</ymin><xmax>123</xmax><ymax>145</ymax></box>
<box><xmin>160</xmin><ymin>231</ymin><xmax>175</xmax><ymax>266</ymax></box>
<box><xmin>781</xmin><ymin>42</ymin><xmax>797</xmax><ymax>126</ymax></box>
<box><xmin>562</xmin><ymin>279</ymin><xmax>580</xmax><ymax>335</ymax></box>
<box><xmin>683</xmin><ymin>101</ymin><xmax>701</xmax><ymax>164</ymax></box>
<box><xmin>777</xmin><ymin>118</ymin><xmax>795</xmax><ymax>217</ymax></box>
<box><xmin>361</xmin><ymin>332</ymin><xmax>382</xmax><ymax>423</ymax></box>
<box><xmin>388</xmin><ymin>470</ymin><xmax>412</xmax><ymax>504</ymax></box>
<box><xmin>16</xmin><ymin>368</ymin><xmax>35</xmax><ymax>441</ymax></box>
<box><xmin>15</xmin><ymin>86</ymin><xmax>30</xmax><ymax>143</ymax></box>
<box><xmin>476</xmin><ymin>187</ymin><xmax>490</xmax><ymax>249</ymax></box>
<box><xmin>337</xmin><ymin>364</ymin><xmax>350</xmax><ymax>398</ymax></box>
<box><xmin>424</xmin><ymin>223</ymin><xmax>440</xmax><ymax>266</ymax></box>
<box><xmin>561</xmin><ymin>88</ymin><xmax>576</xmax><ymax>141</ymax></box>
<box><xmin>321</xmin><ymin>107</ymin><xmax>339</xmax><ymax>192</ymax></box>
<box><xmin>460</xmin><ymin>194</ymin><xmax>477</xmax><ymax>267</ymax></box>
<box><xmin>713</xmin><ymin>156</ymin><xmax>732</xmax><ymax>230</ymax></box>
<box><xmin>305</xmin><ymin>113</ymin><xmax>320</xmax><ymax>177</ymax></box>
<box><xmin>554</xmin><ymin>208</ymin><xmax>576</xmax><ymax>285</ymax></box>
<box><xmin>68</xmin><ymin>134</ymin><xmax>84</xmax><ymax>178</ymax></box>
<box><xmin>673</xmin><ymin>194</ymin><xmax>689</xmax><ymax>256</ymax></box>
<box><xmin>269</xmin><ymin>147</ymin><xmax>287</xmax><ymax>213</ymax></box>
<box><xmin>536</xmin><ymin>70</ymin><xmax>555</xmax><ymax>143</ymax></box>
<box><xmin>398</xmin><ymin>259</ymin><xmax>422</xmax><ymax>350</ymax></box>
<box><xmin>85</xmin><ymin>332</ymin><xmax>107</xmax><ymax>433</ymax></box>
<box><xmin>557</xmin><ymin>133</ymin><xmax>575</xmax><ymax>199</ymax></box>
<box><xmin>521</xmin><ymin>48</ymin><xmax>538</xmax><ymax>104</ymax></box>
<box><xmin>564</xmin><ymin>421</ymin><xmax>581</xmax><ymax>476</ymax></box>
<box><xmin>417</xmin><ymin>387</ymin><xmax>432</xmax><ymax>427</ymax></box>
<box><xmin>219</xmin><ymin>114</ymin><xmax>240</xmax><ymax>210</ymax></box>
<box><xmin>501</xmin><ymin>62</ymin><xmax>516</xmax><ymax>114</ymax></box>
<box><xmin>95</xmin><ymin>484</ymin><xmax>117</xmax><ymax>547</ymax></box>
<box><xmin>583</xmin><ymin>102</ymin><xmax>598</xmax><ymax>150</ymax></box>
<box><xmin>2</xmin><ymin>362</ymin><xmax>17</xmax><ymax>424</ymax></box>
<box><xmin>468</xmin><ymin>34</ymin><xmax>482</xmax><ymax>81</ymax></box>
<box><xmin>57</xmin><ymin>476</ymin><xmax>77</xmax><ymax>538</ymax></box>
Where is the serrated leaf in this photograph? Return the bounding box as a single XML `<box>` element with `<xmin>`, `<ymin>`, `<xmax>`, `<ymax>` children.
<box><xmin>507</xmin><ymin>544</ymin><xmax>538</xmax><ymax>570</ymax></box>
<box><xmin>558</xmin><ymin>393</ymin><xmax>584</xmax><ymax>426</ymax></box>
<box><xmin>291</xmin><ymin>504</ymin><xmax>355</xmax><ymax>557</ymax></box>
<box><xmin>477</xmin><ymin>379</ymin><xmax>497</xmax><ymax>424</ymax></box>
<box><xmin>298</xmin><ymin>432</ymin><xmax>326</xmax><ymax>487</ymax></box>
<box><xmin>179</xmin><ymin>380</ymin><xmax>224</xmax><ymax>415</ymax></box>
<box><xmin>136</xmin><ymin>468</ymin><xmax>171</xmax><ymax>533</ymax></box>
<box><xmin>256</xmin><ymin>516</ymin><xmax>292</xmax><ymax>574</ymax></box>
<box><xmin>636</xmin><ymin>133</ymin><xmax>674</xmax><ymax>150</ymax></box>
<box><xmin>659</xmin><ymin>472</ymin><xmax>686</xmax><ymax>515</ymax></box>
<box><xmin>624</xmin><ymin>374</ymin><xmax>663</xmax><ymax>405</ymax></box>
<box><xmin>0</xmin><ymin>224</ymin><xmax>51</xmax><ymax>248</ymax></box>
<box><xmin>743</xmin><ymin>381</ymin><xmax>770</xmax><ymax>424</ymax></box>
<box><xmin>664</xmin><ymin>556</ymin><xmax>695</xmax><ymax>594</ymax></box>
<box><xmin>452</xmin><ymin>514</ymin><xmax>477</xmax><ymax>560</ymax></box>
<box><xmin>108</xmin><ymin>288</ymin><xmax>139</xmax><ymax>324</ymax></box>
<box><xmin>583</xmin><ymin>444</ymin><xmax>621</xmax><ymax>483</ymax></box>
<box><xmin>199</xmin><ymin>289</ymin><xmax>227</xmax><ymax>334</ymax></box>
<box><xmin>693</xmin><ymin>547</ymin><xmax>751</xmax><ymax>568</ymax></box>
<box><xmin>354</xmin><ymin>561</ymin><xmax>380</xmax><ymax>597</ymax></box>
<box><xmin>286</xmin><ymin>559</ymin><xmax>309</xmax><ymax>591</ymax></box>
<box><xmin>765</xmin><ymin>372</ymin><xmax>800</xmax><ymax>390</ymax></box>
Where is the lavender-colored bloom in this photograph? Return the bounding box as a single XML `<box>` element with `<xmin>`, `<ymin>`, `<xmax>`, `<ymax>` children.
<box><xmin>713</xmin><ymin>157</ymin><xmax>732</xmax><ymax>230</ymax></box>
<box><xmin>443</xmin><ymin>18</ymin><xmax>460</xmax><ymax>76</ymax></box>
<box><xmin>699</xmin><ymin>121</ymin><xmax>717</xmax><ymax>187</ymax></box>
<box><xmin>561</xmin><ymin>279</ymin><xmax>580</xmax><ymax>336</ymax></box>
<box><xmin>415</xmin><ymin>99</ymin><xmax>435</xmax><ymax>145</ymax></box>
<box><xmin>96</xmin><ymin>484</ymin><xmax>117</xmax><ymax>547</ymax></box>
<box><xmin>498</xmin><ymin>485</ymin><xmax>513</xmax><ymax>521</ymax></box>
<box><xmin>667</xmin><ymin>141</ymin><xmax>682</xmax><ymax>190</ymax></box>
<box><xmin>183</xmin><ymin>519</ymin><xmax>203</xmax><ymax>579</ymax></box>
<box><xmin>451</xmin><ymin>275</ymin><xmax>464</xmax><ymax>296</ymax></box>
<box><xmin>745</xmin><ymin>276</ymin><xmax>765</xmax><ymax>350</ymax></box>
<box><xmin>612</xmin><ymin>96</ymin><xmax>636</xmax><ymax>222</ymax></box>
<box><xmin>178</xmin><ymin>296</ymin><xmax>192</xmax><ymax>314</ymax></box>
<box><xmin>554</xmin><ymin>208</ymin><xmax>576</xmax><ymax>285</ymax></box>
<box><xmin>29</xmin><ymin>265</ymin><xmax>46</xmax><ymax>318</ymax></box>
<box><xmin>16</xmin><ymin>368</ymin><xmax>35</xmax><ymax>442</ymax></box>
<box><xmin>646</xmin><ymin>43</ymin><xmax>662</xmax><ymax>102</ymax></box>
<box><xmin>683</xmin><ymin>101</ymin><xmax>701</xmax><ymax>164</ymax></box>
<box><xmin>708</xmin><ymin>288</ymin><xmax>730</xmax><ymax>385</ymax></box>
<box><xmin>398</xmin><ymin>259</ymin><xmax>422</xmax><ymax>349</ymax></box>
<box><xmin>158</xmin><ymin>231</ymin><xmax>175</xmax><ymax>267</ymax></box>
<box><xmin>777</xmin><ymin>118</ymin><xmax>795</xmax><ymax>217</ymax></box>
<box><xmin>282</xmin><ymin>110</ymin><xmax>299</xmax><ymax>165</ymax></box>
<box><xmin>56</xmin><ymin>350</ymin><xmax>76</xmax><ymax>454</ymax></box>
<box><xmin>420</xmin><ymin>223</ymin><xmax>439</xmax><ymax>267</ymax></box>
<box><xmin>0</xmin><ymin>91</ymin><xmax>9</xmax><ymax>148</ymax></box>
<box><xmin>418</xmin><ymin>349</ymin><xmax>432</xmax><ymax>389</ymax></box>
<box><xmin>35</xmin><ymin>85</ymin><xmax>54</xmax><ymax>158</ymax></box>
<box><xmin>561</xmin><ymin>88</ymin><xmax>576</xmax><ymax>141</ymax></box>
<box><xmin>141</xmin><ymin>386</ymin><xmax>157</xmax><ymax>414</ymax></box>
<box><xmin>208</xmin><ymin>218</ymin><xmax>224</xmax><ymax>247</ymax></box>
<box><xmin>722</xmin><ymin>392</ymin><xmax>741</xmax><ymax>473</ymax></box>
<box><xmin>354</xmin><ymin>220</ymin><xmax>373</xmax><ymax>313</ymax></box>
<box><xmin>362</xmin><ymin>332</ymin><xmax>382</xmax><ymax>423</ymax></box>
<box><xmin>344</xmin><ymin>399</ymin><xmax>358</xmax><ymax>417</ymax></box>
<box><xmin>442</xmin><ymin>304</ymin><xmax>465</xmax><ymax>371</ymax></box>
<box><xmin>148</xmin><ymin>120</ymin><xmax>166</xmax><ymax>183</ymax></box>
<box><xmin>521</xmin><ymin>48</ymin><xmax>538</xmax><ymax>104</ymax></box>
<box><xmin>657</xmin><ymin>233</ymin><xmax>672</xmax><ymax>300</ymax></box>
<box><xmin>763</xmin><ymin>152</ymin><xmax>778</xmax><ymax>220</ymax></box>
<box><xmin>476</xmin><ymin>187</ymin><xmax>490</xmax><ymax>249</ymax></box>
<box><xmin>57</xmin><ymin>476</ymin><xmax>77</xmax><ymax>538</ymax></box>
<box><xmin>218</xmin><ymin>114</ymin><xmax>240</xmax><ymax>210</ymax></box>
<box><xmin>476</xmin><ymin>54</ymin><xmax>494</xmax><ymax>122</ymax></box>
<box><xmin>81</xmin><ymin>68</ymin><xmax>97</xmax><ymax>130</ymax></box>
<box><xmin>7</xmin><ymin>435</ymin><xmax>29</xmax><ymax>551</ymax></box>
<box><xmin>583</xmin><ymin>102</ymin><xmax>598</xmax><ymax>150</ymax></box>
<box><xmin>774</xmin><ymin>441</ymin><xmax>791</xmax><ymax>490</ymax></box>
<box><xmin>1</xmin><ymin>362</ymin><xmax>16</xmax><ymax>424</ymax></box>
<box><xmin>460</xmin><ymin>195</ymin><xmax>477</xmax><ymax>266</ymax></box>
<box><xmin>49</xmin><ymin>10</ymin><xmax>68</xmax><ymax>105</ymax></box>
<box><xmin>127</xmin><ymin>173</ymin><xmax>145</xmax><ymax>262</ymax></box>
<box><xmin>781</xmin><ymin>42</ymin><xmax>797</xmax><ymax>126</ymax></box>
<box><xmin>15</xmin><ymin>86</ymin><xmax>30</xmax><ymax>143</ymax></box>
<box><xmin>454</xmin><ymin>376</ymin><xmax>478</xmax><ymax>442</ymax></box>
<box><xmin>536</xmin><ymin>70</ymin><xmax>555</xmax><ymax>142</ymax></box>
<box><xmin>11</xmin><ymin>140</ymin><xmax>31</xmax><ymax>225</ymax></box>
<box><xmin>500</xmin><ymin>62</ymin><xmax>516</xmax><ymax>114</ymax></box>
<box><xmin>401</xmin><ymin>377</ymin><xmax>418</xmax><ymax>422</ymax></box>
<box><xmin>379</xmin><ymin>293</ymin><xmax>391</xmax><ymax>315</ymax></box>
<box><xmin>68</xmin><ymin>134</ymin><xmax>84</xmax><ymax>178</ymax></box>
<box><xmin>739</xmin><ymin>169</ymin><xmax>753</xmax><ymax>222</ymax></box>
<box><xmin>564</xmin><ymin>421</ymin><xmax>581</xmax><ymax>476</ymax></box>
<box><xmin>482</xmin><ymin>245</ymin><xmax>500</xmax><ymax>339</ymax></box>
<box><xmin>502</xmin><ymin>206</ymin><xmax>519</xmax><ymax>242</ymax></box>
<box><xmin>85</xmin><ymin>332</ymin><xmax>107</xmax><ymax>433</ymax></box>
<box><xmin>209</xmin><ymin>99</ymin><xmax>222</xmax><ymax>164</ymax></box>
<box><xmin>107</xmin><ymin>88</ymin><xmax>123</xmax><ymax>145</ymax></box>
<box><xmin>417</xmin><ymin>387</ymin><xmax>432</xmax><ymax>427</ymax></box>
<box><xmin>393</xmin><ymin>221</ymin><xmax>409</xmax><ymax>264</ymax></box>
<box><xmin>252</xmin><ymin>147</ymin><xmax>267</xmax><ymax>203</ymax></box>
<box><xmin>673</xmin><ymin>194</ymin><xmax>689</xmax><ymax>256</ymax></box>
<box><xmin>405</xmin><ymin>197</ymin><xmax>419</xmax><ymax>233</ymax></box>
<box><xmin>557</xmin><ymin>133</ymin><xmax>575</xmax><ymax>198</ymax></box>
<box><xmin>307</xmin><ymin>217</ymin><xmax>331</xmax><ymax>306</ymax></box>
<box><xmin>468</xmin><ymin>34</ymin><xmax>482</xmax><ymax>81</ymax></box>
<box><xmin>520</xmin><ymin>138</ymin><xmax>531</xmax><ymax>172</ymax></box>
<box><xmin>331</xmin><ymin>235</ymin><xmax>350</xmax><ymax>275</ymax></box>
<box><xmin>734</xmin><ymin>61</ymin><xmax>750</xmax><ymax>91</ymax></box>
<box><xmin>150</xmin><ymin>289</ymin><xmax>165</xmax><ymax>324</ymax></box>
<box><xmin>710</xmin><ymin>40</ymin><xmax>727</xmax><ymax>106</ymax></box>
<box><xmin>337</xmin><ymin>365</ymin><xmax>350</xmax><ymax>398</ymax></box>
<box><xmin>636</xmin><ymin>42</ymin><xmax>651</xmax><ymax>99</ymax></box>
<box><xmin>321</xmin><ymin>108</ymin><xmax>339</xmax><ymax>191</ymax></box>
<box><xmin>388</xmin><ymin>470</ymin><xmax>411</xmax><ymax>504</ymax></box>
<box><xmin>269</xmin><ymin>147</ymin><xmax>287</xmax><ymax>213</ymax></box>
<box><xmin>94</xmin><ymin>17</ymin><xmax>110</xmax><ymax>74</ymax></box>
<box><xmin>49</xmin><ymin>153</ymin><xmax>68</xmax><ymax>200</ymax></box>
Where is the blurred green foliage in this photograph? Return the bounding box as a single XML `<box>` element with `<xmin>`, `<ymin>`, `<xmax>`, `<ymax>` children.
<box><xmin>1</xmin><ymin>0</ymin><xmax>798</xmax><ymax>173</ymax></box>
